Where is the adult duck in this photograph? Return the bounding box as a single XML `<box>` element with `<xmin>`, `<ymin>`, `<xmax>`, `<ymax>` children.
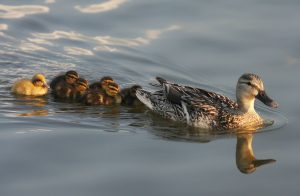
<box><xmin>136</xmin><ymin>73</ymin><xmax>278</xmax><ymax>130</ymax></box>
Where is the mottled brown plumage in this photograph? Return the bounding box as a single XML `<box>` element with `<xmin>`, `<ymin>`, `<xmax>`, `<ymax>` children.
<box><xmin>136</xmin><ymin>74</ymin><xmax>278</xmax><ymax>130</ymax></box>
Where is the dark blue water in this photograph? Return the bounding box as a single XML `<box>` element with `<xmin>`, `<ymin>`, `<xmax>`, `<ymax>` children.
<box><xmin>0</xmin><ymin>1</ymin><xmax>299</xmax><ymax>195</ymax></box>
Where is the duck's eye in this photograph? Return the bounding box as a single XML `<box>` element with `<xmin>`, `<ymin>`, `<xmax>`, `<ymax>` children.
<box><xmin>247</xmin><ymin>82</ymin><xmax>252</xmax><ymax>86</ymax></box>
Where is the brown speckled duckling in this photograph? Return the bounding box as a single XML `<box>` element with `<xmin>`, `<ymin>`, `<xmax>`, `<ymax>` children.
<box><xmin>12</xmin><ymin>74</ymin><xmax>48</xmax><ymax>96</ymax></box>
<box><xmin>119</xmin><ymin>85</ymin><xmax>142</xmax><ymax>106</ymax></box>
<box><xmin>89</xmin><ymin>76</ymin><xmax>114</xmax><ymax>91</ymax></box>
<box><xmin>51</xmin><ymin>71</ymin><xmax>78</xmax><ymax>99</ymax></box>
<box><xmin>50</xmin><ymin>70</ymin><xmax>79</xmax><ymax>90</ymax></box>
<box><xmin>53</xmin><ymin>77</ymin><xmax>88</xmax><ymax>100</ymax></box>
<box><xmin>72</xmin><ymin>78</ymin><xmax>89</xmax><ymax>100</ymax></box>
<box><xmin>82</xmin><ymin>82</ymin><xmax>121</xmax><ymax>105</ymax></box>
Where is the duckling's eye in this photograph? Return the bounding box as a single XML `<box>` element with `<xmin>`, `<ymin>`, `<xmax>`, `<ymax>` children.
<box><xmin>247</xmin><ymin>82</ymin><xmax>252</xmax><ymax>86</ymax></box>
<box><xmin>33</xmin><ymin>79</ymin><xmax>43</xmax><ymax>86</ymax></box>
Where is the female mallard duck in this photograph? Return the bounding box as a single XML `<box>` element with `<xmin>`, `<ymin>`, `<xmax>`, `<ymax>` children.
<box><xmin>136</xmin><ymin>73</ymin><xmax>278</xmax><ymax>130</ymax></box>
<box><xmin>82</xmin><ymin>82</ymin><xmax>121</xmax><ymax>105</ymax></box>
<box><xmin>119</xmin><ymin>85</ymin><xmax>142</xmax><ymax>106</ymax></box>
<box><xmin>12</xmin><ymin>74</ymin><xmax>48</xmax><ymax>96</ymax></box>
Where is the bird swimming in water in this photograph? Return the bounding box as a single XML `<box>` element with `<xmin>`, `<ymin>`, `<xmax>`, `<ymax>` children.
<box><xmin>12</xmin><ymin>74</ymin><xmax>48</xmax><ymax>96</ymax></box>
<box><xmin>119</xmin><ymin>85</ymin><xmax>142</xmax><ymax>106</ymax></box>
<box><xmin>89</xmin><ymin>76</ymin><xmax>115</xmax><ymax>92</ymax></box>
<box><xmin>50</xmin><ymin>70</ymin><xmax>79</xmax><ymax>90</ymax></box>
<box><xmin>136</xmin><ymin>73</ymin><xmax>278</xmax><ymax>130</ymax></box>
<box><xmin>82</xmin><ymin>81</ymin><xmax>121</xmax><ymax>105</ymax></box>
<box><xmin>50</xmin><ymin>70</ymin><xmax>79</xmax><ymax>98</ymax></box>
<box><xmin>53</xmin><ymin>77</ymin><xmax>88</xmax><ymax>101</ymax></box>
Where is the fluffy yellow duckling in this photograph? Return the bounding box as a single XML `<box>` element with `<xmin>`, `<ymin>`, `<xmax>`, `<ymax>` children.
<box><xmin>12</xmin><ymin>74</ymin><xmax>48</xmax><ymax>96</ymax></box>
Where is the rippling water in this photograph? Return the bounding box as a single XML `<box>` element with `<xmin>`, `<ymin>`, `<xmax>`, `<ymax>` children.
<box><xmin>0</xmin><ymin>0</ymin><xmax>299</xmax><ymax>195</ymax></box>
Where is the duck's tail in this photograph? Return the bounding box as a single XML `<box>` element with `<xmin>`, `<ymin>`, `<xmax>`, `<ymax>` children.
<box><xmin>135</xmin><ymin>89</ymin><xmax>153</xmax><ymax>110</ymax></box>
<box><xmin>156</xmin><ymin>77</ymin><xmax>167</xmax><ymax>85</ymax></box>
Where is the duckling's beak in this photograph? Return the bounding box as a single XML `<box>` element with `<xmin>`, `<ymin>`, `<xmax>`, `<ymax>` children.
<box><xmin>256</xmin><ymin>90</ymin><xmax>279</xmax><ymax>108</ymax></box>
<box><xmin>43</xmin><ymin>83</ymin><xmax>49</xmax><ymax>89</ymax></box>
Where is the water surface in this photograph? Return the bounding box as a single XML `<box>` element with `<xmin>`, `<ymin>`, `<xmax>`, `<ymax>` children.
<box><xmin>0</xmin><ymin>0</ymin><xmax>299</xmax><ymax>196</ymax></box>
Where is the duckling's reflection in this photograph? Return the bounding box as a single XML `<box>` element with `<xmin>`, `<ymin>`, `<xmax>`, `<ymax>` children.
<box><xmin>236</xmin><ymin>133</ymin><xmax>276</xmax><ymax>174</ymax></box>
<box><xmin>13</xmin><ymin>95</ymin><xmax>49</xmax><ymax>117</ymax></box>
<box><xmin>14</xmin><ymin>95</ymin><xmax>48</xmax><ymax>107</ymax></box>
<box><xmin>17</xmin><ymin>109</ymin><xmax>48</xmax><ymax>117</ymax></box>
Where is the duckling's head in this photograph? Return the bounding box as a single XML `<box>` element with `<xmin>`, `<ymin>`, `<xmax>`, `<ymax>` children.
<box><xmin>75</xmin><ymin>78</ymin><xmax>88</xmax><ymax>92</ymax></box>
<box><xmin>32</xmin><ymin>74</ymin><xmax>48</xmax><ymax>88</ymax></box>
<box><xmin>105</xmin><ymin>82</ymin><xmax>120</xmax><ymax>97</ymax></box>
<box><xmin>236</xmin><ymin>73</ymin><xmax>278</xmax><ymax>111</ymax></box>
<box><xmin>100</xmin><ymin>76</ymin><xmax>115</xmax><ymax>88</ymax></box>
<box><xmin>65</xmin><ymin>70</ymin><xmax>79</xmax><ymax>84</ymax></box>
<box><xmin>128</xmin><ymin>85</ymin><xmax>142</xmax><ymax>97</ymax></box>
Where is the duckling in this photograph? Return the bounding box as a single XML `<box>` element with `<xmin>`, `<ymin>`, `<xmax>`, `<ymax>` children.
<box><xmin>50</xmin><ymin>70</ymin><xmax>78</xmax><ymax>91</ymax></box>
<box><xmin>72</xmin><ymin>78</ymin><xmax>89</xmax><ymax>101</ymax></box>
<box><xmin>105</xmin><ymin>82</ymin><xmax>122</xmax><ymax>104</ymax></box>
<box><xmin>89</xmin><ymin>76</ymin><xmax>115</xmax><ymax>91</ymax></box>
<box><xmin>119</xmin><ymin>85</ymin><xmax>142</xmax><ymax>106</ymax></box>
<box><xmin>81</xmin><ymin>90</ymin><xmax>105</xmax><ymax>105</ymax></box>
<box><xmin>82</xmin><ymin>82</ymin><xmax>121</xmax><ymax>105</ymax></box>
<box><xmin>54</xmin><ymin>77</ymin><xmax>88</xmax><ymax>100</ymax></box>
<box><xmin>12</xmin><ymin>74</ymin><xmax>48</xmax><ymax>96</ymax></box>
<box><xmin>50</xmin><ymin>70</ymin><xmax>78</xmax><ymax>89</ymax></box>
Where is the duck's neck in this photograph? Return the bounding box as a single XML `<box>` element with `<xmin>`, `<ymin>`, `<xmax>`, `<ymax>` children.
<box><xmin>237</xmin><ymin>97</ymin><xmax>256</xmax><ymax>113</ymax></box>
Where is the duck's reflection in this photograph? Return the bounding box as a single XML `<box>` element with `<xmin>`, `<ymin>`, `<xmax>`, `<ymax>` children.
<box><xmin>148</xmin><ymin>119</ymin><xmax>276</xmax><ymax>174</ymax></box>
<box><xmin>236</xmin><ymin>133</ymin><xmax>276</xmax><ymax>174</ymax></box>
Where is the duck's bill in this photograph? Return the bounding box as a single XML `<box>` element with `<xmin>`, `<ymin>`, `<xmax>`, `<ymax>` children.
<box><xmin>256</xmin><ymin>91</ymin><xmax>279</xmax><ymax>108</ymax></box>
<box><xmin>253</xmin><ymin>159</ymin><xmax>276</xmax><ymax>168</ymax></box>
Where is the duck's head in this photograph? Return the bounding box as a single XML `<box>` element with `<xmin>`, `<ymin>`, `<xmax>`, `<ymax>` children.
<box><xmin>105</xmin><ymin>82</ymin><xmax>120</xmax><ymax>97</ymax></box>
<box><xmin>236</xmin><ymin>73</ymin><xmax>278</xmax><ymax>112</ymax></box>
<box><xmin>32</xmin><ymin>74</ymin><xmax>48</xmax><ymax>88</ymax></box>
<box><xmin>75</xmin><ymin>78</ymin><xmax>88</xmax><ymax>92</ymax></box>
<box><xmin>65</xmin><ymin>70</ymin><xmax>79</xmax><ymax>84</ymax></box>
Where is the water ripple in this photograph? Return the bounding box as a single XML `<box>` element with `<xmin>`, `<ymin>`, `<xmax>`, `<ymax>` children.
<box><xmin>0</xmin><ymin>4</ymin><xmax>49</xmax><ymax>19</ymax></box>
<box><xmin>75</xmin><ymin>0</ymin><xmax>128</xmax><ymax>13</ymax></box>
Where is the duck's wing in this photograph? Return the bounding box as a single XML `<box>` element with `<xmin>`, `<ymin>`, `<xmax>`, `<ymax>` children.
<box><xmin>156</xmin><ymin>77</ymin><xmax>238</xmax><ymax>110</ymax></box>
<box><xmin>136</xmin><ymin>89</ymin><xmax>187</xmax><ymax>121</ymax></box>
